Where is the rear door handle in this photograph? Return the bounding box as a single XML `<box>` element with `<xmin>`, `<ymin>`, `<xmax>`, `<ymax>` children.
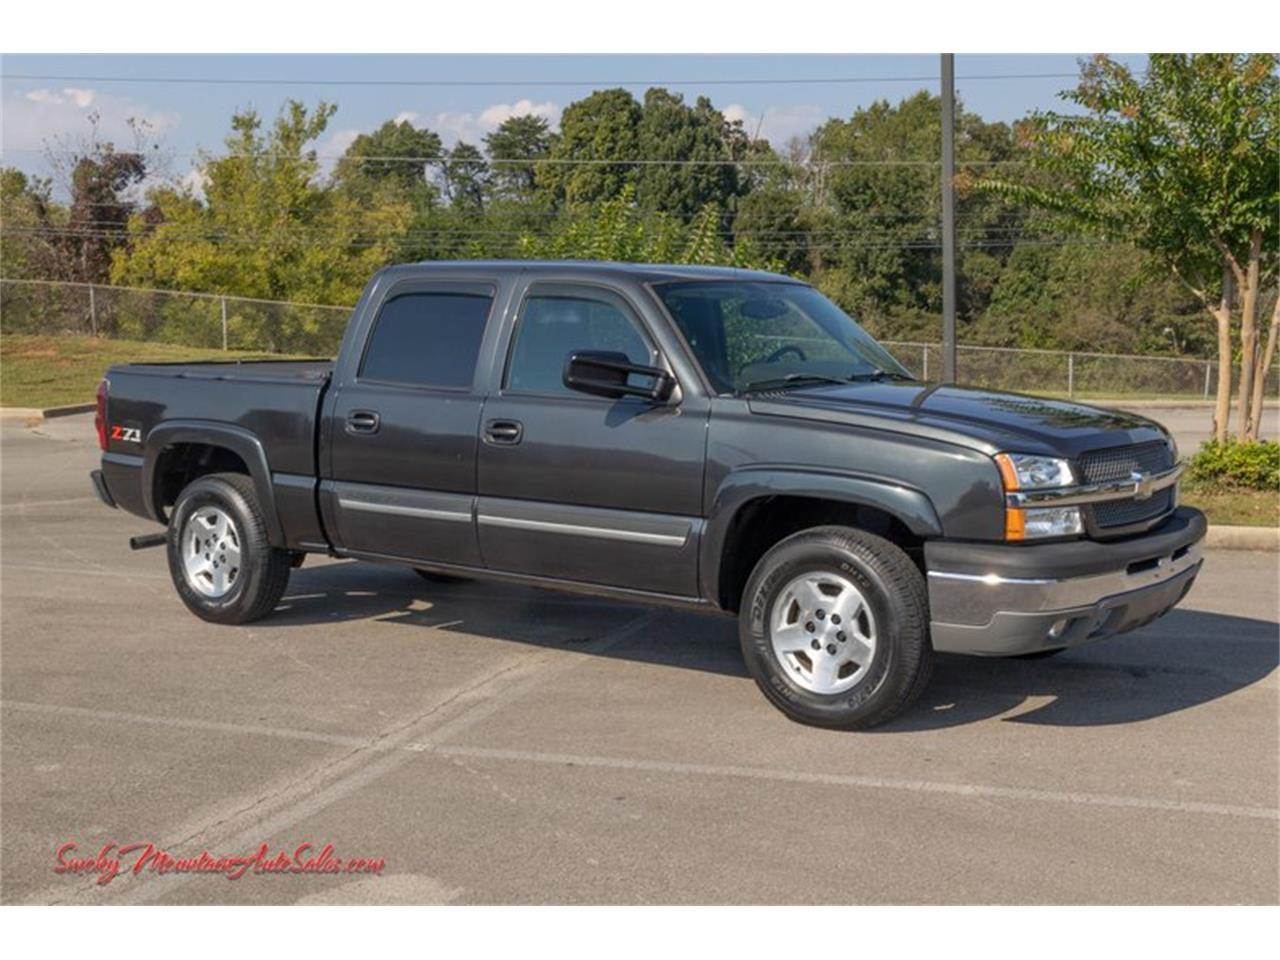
<box><xmin>346</xmin><ymin>410</ymin><xmax>381</xmax><ymax>434</ymax></box>
<box><xmin>484</xmin><ymin>419</ymin><xmax>523</xmax><ymax>445</ymax></box>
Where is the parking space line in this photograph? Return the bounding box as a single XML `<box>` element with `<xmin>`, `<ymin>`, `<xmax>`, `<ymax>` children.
<box><xmin>0</xmin><ymin>496</ymin><xmax>100</xmax><ymax>511</ymax></box>
<box><xmin>0</xmin><ymin>563</ymin><xmax>169</xmax><ymax>581</ymax></box>
<box><xmin>2</xmin><ymin>700</ymin><xmax>374</xmax><ymax>749</ymax></box>
<box><xmin>6</xmin><ymin>694</ymin><xmax>1275</xmax><ymax>828</ymax></box>
<box><xmin>432</xmin><ymin>745</ymin><xmax>1280</xmax><ymax>822</ymax></box>
<box><xmin>11</xmin><ymin>608</ymin><xmax>663</xmax><ymax>905</ymax></box>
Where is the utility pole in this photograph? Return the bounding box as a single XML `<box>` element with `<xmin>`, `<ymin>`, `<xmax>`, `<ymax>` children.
<box><xmin>940</xmin><ymin>53</ymin><xmax>957</xmax><ymax>383</ymax></box>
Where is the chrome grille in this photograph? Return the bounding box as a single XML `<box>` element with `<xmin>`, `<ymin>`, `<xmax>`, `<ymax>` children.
<box><xmin>1077</xmin><ymin>440</ymin><xmax>1173</xmax><ymax>483</ymax></box>
<box><xmin>1078</xmin><ymin>440</ymin><xmax>1176</xmax><ymax>530</ymax></box>
<box><xmin>1092</xmin><ymin>487</ymin><xmax>1174</xmax><ymax>527</ymax></box>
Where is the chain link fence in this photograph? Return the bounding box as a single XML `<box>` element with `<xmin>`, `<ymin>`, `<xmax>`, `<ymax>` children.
<box><xmin>881</xmin><ymin>341</ymin><xmax>1278</xmax><ymax>400</ymax></box>
<box><xmin>1</xmin><ymin>278</ymin><xmax>350</xmax><ymax>355</ymax></box>
<box><xmin>2</xmin><ymin>278</ymin><xmax>1276</xmax><ymax>399</ymax></box>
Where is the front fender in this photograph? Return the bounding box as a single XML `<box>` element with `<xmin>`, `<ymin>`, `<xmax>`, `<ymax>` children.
<box><xmin>143</xmin><ymin>420</ymin><xmax>285</xmax><ymax>546</ymax></box>
<box><xmin>699</xmin><ymin>467</ymin><xmax>942</xmax><ymax>605</ymax></box>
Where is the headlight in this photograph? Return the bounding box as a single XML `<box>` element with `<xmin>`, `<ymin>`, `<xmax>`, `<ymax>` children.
<box><xmin>1017</xmin><ymin>506</ymin><xmax>1084</xmax><ymax>539</ymax></box>
<box><xmin>995</xmin><ymin>453</ymin><xmax>1081</xmax><ymax>541</ymax></box>
<box><xmin>994</xmin><ymin>453</ymin><xmax>1075</xmax><ymax>490</ymax></box>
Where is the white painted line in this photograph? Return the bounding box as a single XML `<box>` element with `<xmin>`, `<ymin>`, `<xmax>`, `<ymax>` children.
<box><xmin>11</xmin><ymin>608</ymin><xmax>664</xmax><ymax>905</ymax></box>
<box><xmin>0</xmin><ymin>563</ymin><xmax>168</xmax><ymax>581</ymax></box>
<box><xmin>433</xmin><ymin>745</ymin><xmax>1280</xmax><ymax>822</ymax></box>
<box><xmin>0</xmin><ymin>496</ymin><xmax>100</xmax><ymax>511</ymax></box>
<box><xmin>6</xmin><ymin>694</ymin><xmax>1275</xmax><ymax>825</ymax></box>
<box><xmin>2</xmin><ymin>701</ymin><xmax>373</xmax><ymax>749</ymax></box>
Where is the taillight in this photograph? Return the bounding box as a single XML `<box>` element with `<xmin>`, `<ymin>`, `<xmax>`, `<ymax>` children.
<box><xmin>95</xmin><ymin>379</ymin><xmax>108</xmax><ymax>450</ymax></box>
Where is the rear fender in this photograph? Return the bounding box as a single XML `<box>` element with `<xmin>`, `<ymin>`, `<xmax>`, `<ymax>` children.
<box><xmin>143</xmin><ymin>420</ymin><xmax>284</xmax><ymax>546</ymax></box>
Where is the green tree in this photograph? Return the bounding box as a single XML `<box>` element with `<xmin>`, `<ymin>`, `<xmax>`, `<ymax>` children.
<box><xmin>731</xmin><ymin>142</ymin><xmax>810</xmax><ymax>275</ymax></box>
<box><xmin>484</xmin><ymin>114</ymin><xmax>551</xmax><ymax>201</ymax></box>
<box><xmin>440</xmin><ymin>142</ymin><xmax>488</xmax><ymax>214</ymax></box>
<box><xmin>334</xmin><ymin>118</ymin><xmax>442</xmax><ymax>197</ymax></box>
<box><xmin>112</xmin><ymin>100</ymin><xmax>411</xmax><ymax>331</ymax></box>
<box><xmin>537</xmin><ymin>88</ymin><xmax>642</xmax><ymax>208</ymax></box>
<box><xmin>981</xmin><ymin>54</ymin><xmax>1279</xmax><ymax>441</ymax></box>
<box><xmin>0</xmin><ymin>168</ymin><xmax>51</xmax><ymax>281</ymax></box>
<box><xmin>633</xmin><ymin>88</ymin><xmax>746</xmax><ymax>220</ymax></box>
<box><xmin>808</xmin><ymin>91</ymin><xmax>1019</xmax><ymax>338</ymax></box>
<box><xmin>518</xmin><ymin>184</ymin><xmax>777</xmax><ymax>270</ymax></box>
<box><xmin>975</xmin><ymin>243</ymin><xmax>1205</xmax><ymax>354</ymax></box>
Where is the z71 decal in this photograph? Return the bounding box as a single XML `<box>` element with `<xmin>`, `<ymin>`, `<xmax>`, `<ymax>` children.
<box><xmin>110</xmin><ymin>425</ymin><xmax>142</xmax><ymax>444</ymax></box>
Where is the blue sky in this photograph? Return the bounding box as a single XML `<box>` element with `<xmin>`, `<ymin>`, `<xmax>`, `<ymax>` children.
<box><xmin>1</xmin><ymin>53</ymin><xmax>1147</xmax><ymax>190</ymax></box>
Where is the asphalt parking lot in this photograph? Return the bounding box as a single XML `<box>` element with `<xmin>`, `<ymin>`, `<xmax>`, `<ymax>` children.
<box><xmin>1</xmin><ymin>412</ymin><xmax>1276</xmax><ymax>905</ymax></box>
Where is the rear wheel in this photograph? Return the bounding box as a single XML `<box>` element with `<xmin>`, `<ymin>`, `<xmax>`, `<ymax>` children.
<box><xmin>166</xmin><ymin>473</ymin><xmax>292</xmax><ymax>624</ymax></box>
<box><xmin>739</xmin><ymin>526</ymin><xmax>932</xmax><ymax>730</ymax></box>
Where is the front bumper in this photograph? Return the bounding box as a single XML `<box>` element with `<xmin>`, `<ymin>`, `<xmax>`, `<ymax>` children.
<box><xmin>926</xmin><ymin>507</ymin><xmax>1206</xmax><ymax>656</ymax></box>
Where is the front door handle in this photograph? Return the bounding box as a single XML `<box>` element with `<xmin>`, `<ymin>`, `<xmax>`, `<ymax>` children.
<box><xmin>346</xmin><ymin>410</ymin><xmax>381</xmax><ymax>434</ymax></box>
<box><xmin>483</xmin><ymin>419</ymin><xmax>523</xmax><ymax>445</ymax></box>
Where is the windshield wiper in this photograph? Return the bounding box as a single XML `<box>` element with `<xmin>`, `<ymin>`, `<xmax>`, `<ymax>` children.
<box><xmin>846</xmin><ymin>370</ymin><xmax>916</xmax><ymax>382</ymax></box>
<box><xmin>741</xmin><ymin>370</ymin><xmax>914</xmax><ymax>393</ymax></box>
<box><xmin>740</xmin><ymin>373</ymin><xmax>854</xmax><ymax>393</ymax></box>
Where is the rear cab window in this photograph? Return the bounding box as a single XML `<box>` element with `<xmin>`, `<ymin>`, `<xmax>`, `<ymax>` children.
<box><xmin>360</xmin><ymin>289</ymin><xmax>494</xmax><ymax>389</ymax></box>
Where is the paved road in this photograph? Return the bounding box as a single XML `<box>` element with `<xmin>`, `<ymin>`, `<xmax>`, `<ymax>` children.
<box><xmin>1114</xmin><ymin>403</ymin><xmax>1279</xmax><ymax>451</ymax></box>
<box><xmin>1</xmin><ymin>414</ymin><xmax>1276</xmax><ymax>905</ymax></box>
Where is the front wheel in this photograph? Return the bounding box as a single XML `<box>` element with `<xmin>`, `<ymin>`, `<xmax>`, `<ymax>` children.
<box><xmin>166</xmin><ymin>472</ymin><xmax>292</xmax><ymax>624</ymax></box>
<box><xmin>739</xmin><ymin>526</ymin><xmax>932</xmax><ymax>730</ymax></box>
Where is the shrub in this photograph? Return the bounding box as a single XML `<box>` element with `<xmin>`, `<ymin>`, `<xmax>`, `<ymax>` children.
<box><xmin>1187</xmin><ymin>440</ymin><xmax>1280</xmax><ymax>490</ymax></box>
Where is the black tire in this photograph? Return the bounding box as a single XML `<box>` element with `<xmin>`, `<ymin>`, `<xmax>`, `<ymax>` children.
<box><xmin>166</xmin><ymin>472</ymin><xmax>292</xmax><ymax>624</ymax></box>
<box><xmin>414</xmin><ymin>569</ymin><xmax>472</xmax><ymax>585</ymax></box>
<box><xmin>739</xmin><ymin>525</ymin><xmax>932</xmax><ymax>730</ymax></box>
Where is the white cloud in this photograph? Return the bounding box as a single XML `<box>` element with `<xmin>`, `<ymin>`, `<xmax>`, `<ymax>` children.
<box><xmin>65</xmin><ymin>88</ymin><xmax>97</xmax><ymax>108</ymax></box>
<box><xmin>4</xmin><ymin>86</ymin><xmax>177</xmax><ymax>154</ymax></box>
<box><xmin>723</xmin><ymin>102</ymin><xmax>824</xmax><ymax>148</ymax></box>
<box><xmin>393</xmin><ymin>111</ymin><xmax>422</xmax><ymax>126</ymax></box>
<box><xmin>318</xmin><ymin>127</ymin><xmax>362</xmax><ymax>157</ymax></box>
<box><xmin>432</xmin><ymin>99</ymin><xmax>561</xmax><ymax>145</ymax></box>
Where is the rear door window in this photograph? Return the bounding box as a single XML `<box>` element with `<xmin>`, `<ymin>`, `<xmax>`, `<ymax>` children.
<box><xmin>361</xmin><ymin>291</ymin><xmax>493</xmax><ymax>388</ymax></box>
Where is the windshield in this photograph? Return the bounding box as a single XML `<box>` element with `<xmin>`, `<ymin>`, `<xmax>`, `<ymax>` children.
<box><xmin>654</xmin><ymin>280</ymin><xmax>912</xmax><ymax>394</ymax></box>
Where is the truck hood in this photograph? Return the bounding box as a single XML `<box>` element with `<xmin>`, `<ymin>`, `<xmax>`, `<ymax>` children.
<box><xmin>746</xmin><ymin>381</ymin><xmax>1170</xmax><ymax>458</ymax></box>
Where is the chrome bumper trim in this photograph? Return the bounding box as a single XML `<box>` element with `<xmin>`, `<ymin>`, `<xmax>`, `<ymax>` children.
<box><xmin>1006</xmin><ymin>463</ymin><xmax>1183</xmax><ymax>509</ymax></box>
<box><xmin>928</xmin><ymin>539</ymin><xmax>1202</xmax><ymax>627</ymax></box>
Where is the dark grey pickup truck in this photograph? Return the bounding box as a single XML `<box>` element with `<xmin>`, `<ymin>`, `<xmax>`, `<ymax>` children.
<box><xmin>91</xmin><ymin>261</ymin><xmax>1205</xmax><ymax>728</ymax></box>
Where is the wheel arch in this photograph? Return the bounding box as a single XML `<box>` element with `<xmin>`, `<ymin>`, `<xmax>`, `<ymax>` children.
<box><xmin>702</xmin><ymin>468</ymin><xmax>941</xmax><ymax>613</ymax></box>
<box><xmin>143</xmin><ymin>421</ymin><xmax>285</xmax><ymax>546</ymax></box>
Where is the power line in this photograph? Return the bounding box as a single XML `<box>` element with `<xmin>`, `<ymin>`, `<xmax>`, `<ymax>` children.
<box><xmin>0</xmin><ymin>146</ymin><xmax>1030</xmax><ymax>167</ymax></box>
<box><xmin>0</xmin><ymin>72</ymin><xmax>1087</xmax><ymax>88</ymax></box>
<box><xmin>2</xmin><ymin>224</ymin><xmax>1122</xmax><ymax>252</ymax></box>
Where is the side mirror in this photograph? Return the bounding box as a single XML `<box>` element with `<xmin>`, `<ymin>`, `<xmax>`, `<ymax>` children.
<box><xmin>562</xmin><ymin>351</ymin><xmax>677</xmax><ymax>403</ymax></box>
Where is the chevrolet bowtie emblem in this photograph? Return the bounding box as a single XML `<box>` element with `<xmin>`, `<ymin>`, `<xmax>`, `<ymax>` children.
<box><xmin>1130</xmin><ymin>471</ymin><xmax>1155</xmax><ymax>501</ymax></box>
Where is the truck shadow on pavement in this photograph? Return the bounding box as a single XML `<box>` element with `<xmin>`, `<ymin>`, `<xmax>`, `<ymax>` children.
<box><xmin>269</xmin><ymin>561</ymin><xmax>1277</xmax><ymax>732</ymax></box>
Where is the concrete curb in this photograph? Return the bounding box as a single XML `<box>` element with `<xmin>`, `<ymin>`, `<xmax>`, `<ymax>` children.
<box><xmin>1204</xmin><ymin>525</ymin><xmax>1280</xmax><ymax>552</ymax></box>
<box><xmin>0</xmin><ymin>402</ymin><xmax>95</xmax><ymax>424</ymax></box>
<box><xmin>43</xmin><ymin>402</ymin><xmax>96</xmax><ymax>418</ymax></box>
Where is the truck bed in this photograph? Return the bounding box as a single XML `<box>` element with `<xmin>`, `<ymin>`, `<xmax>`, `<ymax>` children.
<box><xmin>110</xmin><ymin>358</ymin><xmax>334</xmax><ymax>383</ymax></box>
<box><xmin>103</xmin><ymin>359</ymin><xmax>333</xmax><ymax>482</ymax></box>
